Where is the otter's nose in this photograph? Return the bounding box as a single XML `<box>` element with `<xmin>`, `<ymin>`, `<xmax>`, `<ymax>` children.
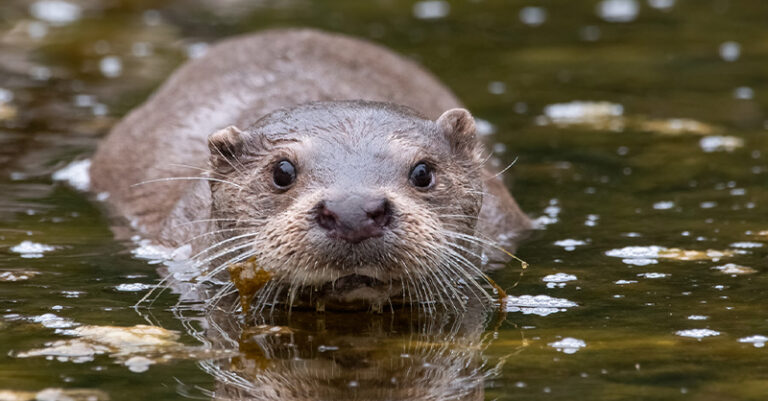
<box><xmin>316</xmin><ymin>197</ymin><xmax>392</xmax><ymax>244</ymax></box>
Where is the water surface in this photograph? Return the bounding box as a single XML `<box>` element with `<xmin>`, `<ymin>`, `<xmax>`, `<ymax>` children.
<box><xmin>1</xmin><ymin>0</ymin><xmax>767</xmax><ymax>400</ymax></box>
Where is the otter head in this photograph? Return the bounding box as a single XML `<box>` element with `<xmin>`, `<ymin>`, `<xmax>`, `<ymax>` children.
<box><xmin>205</xmin><ymin>101</ymin><xmax>486</xmax><ymax>311</ymax></box>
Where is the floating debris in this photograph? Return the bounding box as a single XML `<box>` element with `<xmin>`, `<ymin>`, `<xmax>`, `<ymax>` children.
<box><xmin>0</xmin><ymin>388</ymin><xmax>108</xmax><ymax>401</ymax></box>
<box><xmin>0</xmin><ymin>270</ymin><xmax>40</xmax><ymax>282</ymax></box>
<box><xmin>548</xmin><ymin>337</ymin><xmax>586</xmax><ymax>354</ymax></box>
<box><xmin>712</xmin><ymin>264</ymin><xmax>757</xmax><ymax>275</ymax></box>
<box><xmin>639</xmin><ymin>118</ymin><xmax>716</xmax><ymax>136</ymax></box>
<box><xmin>228</xmin><ymin>258</ymin><xmax>272</xmax><ymax>314</ymax></box>
<box><xmin>16</xmin><ymin>324</ymin><xmax>209</xmax><ymax>371</ymax></box>
<box><xmin>606</xmin><ymin>246</ymin><xmax>735</xmax><ymax>265</ymax></box>
<box><xmin>505</xmin><ymin>295</ymin><xmax>577</xmax><ymax>316</ymax></box>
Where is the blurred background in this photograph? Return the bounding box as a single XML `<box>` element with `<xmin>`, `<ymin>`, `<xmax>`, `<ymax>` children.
<box><xmin>1</xmin><ymin>1</ymin><xmax>767</xmax><ymax>400</ymax></box>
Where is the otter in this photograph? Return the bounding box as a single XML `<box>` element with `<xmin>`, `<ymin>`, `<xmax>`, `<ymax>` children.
<box><xmin>90</xmin><ymin>29</ymin><xmax>530</xmax><ymax>311</ymax></box>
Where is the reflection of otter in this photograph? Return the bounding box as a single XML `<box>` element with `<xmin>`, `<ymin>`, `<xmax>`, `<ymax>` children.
<box><xmin>189</xmin><ymin>303</ymin><xmax>500</xmax><ymax>401</ymax></box>
<box><xmin>91</xmin><ymin>29</ymin><xmax>530</xmax><ymax>310</ymax></box>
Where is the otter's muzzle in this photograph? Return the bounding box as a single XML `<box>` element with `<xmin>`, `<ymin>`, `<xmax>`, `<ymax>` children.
<box><xmin>315</xmin><ymin>195</ymin><xmax>392</xmax><ymax>244</ymax></box>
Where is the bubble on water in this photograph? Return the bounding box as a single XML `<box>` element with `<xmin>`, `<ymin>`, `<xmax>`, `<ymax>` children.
<box><xmin>615</xmin><ymin>279</ymin><xmax>638</xmax><ymax>285</ymax></box>
<box><xmin>186</xmin><ymin>42</ymin><xmax>209</xmax><ymax>59</ymax></box>
<box><xmin>29</xmin><ymin>0</ymin><xmax>82</xmax><ymax>26</ymax></box>
<box><xmin>580</xmin><ymin>25</ymin><xmax>601</xmax><ymax>42</ymax></box>
<box><xmin>606</xmin><ymin>245</ymin><xmax>664</xmax><ymax>259</ymax></box>
<box><xmin>125</xmin><ymin>356</ymin><xmax>154</xmax><ymax>373</ymax></box>
<box><xmin>719</xmin><ymin>41</ymin><xmax>740</xmax><ymax>62</ymax></box>
<box><xmin>543</xmin><ymin>273</ymin><xmax>578</xmax><ymax>283</ymax></box>
<box><xmin>597</xmin><ymin>0</ymin><xmax>639</xmax><ymax>23</ymax></box>
<box><xmin>554</xmin><ymin>239</ymin><xmax>587</xmax><ymax>251</ymax></box>
<box><xmin>413</xmin><ymin>1</ymin><xmax>450</xmax><ymax>19</ymax></box>
<box><xmin>52</xmin><ymin>159</ymin><xmax>91</xmax><ymax>191</ymax></box>
<box><xmin>0</xmin><ymin>88</ymin><xmax>13</xmax><ymax>104</ymax></box>
<box><xmin>115</xmin><ymin>283</ymin><xmax>153</xmax><ymax>292</ymax></box>
<box><xmin>543</xmin><ymin>273</ymin><xmax>577</xmax><ymax>288</ymax></box>
<box><xmin>519</xmin><ymin>6</ymin><xmax>547</xmax><ymax>26</ymax></box>
<box><xmin>487</xmin><ymin>81</ymin><xmax>506</xmax><ymax>94</ymax></box>
<box><xmin>549</xmin><ymin>337</ymin><xmax>586</xmax><ymax>354</ymax></box>
<box><xmin>622</xmin><ymin>258</ymin><xmax>658</xmax><ymax>266</ymax></box>
<box><xmin>699</xmin><ymin>136</ymin><xmax>744</xmax><ymax>152</ymax></box>
<box><xmin>688</xmin><ymin>315</ymin><xmax>708</xmax><ymax>320</ymax></box>
<box><xmin>10</xmin><ymin>241</ymin><xmax>56</xmax><ymax>258</ymax></box>
<box><xmin>647</xmin><ymin>0</ymin><xmax>675</xmax><ymax>10</ymax></box>
<box><xmin>505</xmin><ymin>295</ymin><xmax>577</xmax><ymax>316</ymax></box>
<box><xmin>132</xmin><ymin>42</ymin><xmax>153</xmax><ymax>58</ymax></box>
<box><xmin>99</xmin><ymin>56</ymin><xmax>122</xmax><ymax>78</ymax></box>
<box><xmin>730</xmin><ymin>242</ymin><xmax>763</xmax><ymax>249</ymax></box>
<box><xmin>675</xmin><ymin>329</ymin><xmax>720</xmax><ymax>339</ymax></box>
<box><xmin>638</xmin><ymin>272</ymin><xmax>667</xmax><ymax>279</ymax></box>
<box><xmin>739</xmin><ymin>335</ymin><xmax>768</xmax><ymax>348</ymax></box>
<box><xmin>653</xmin><ymin>201</ymin><xmax>675</xmax><ymax>210</ymax></box>
<box><xmin>733</xmin><ymin>86</ymin><xmax>754</xmax><ymax>100</ymax></box>
<box><xmin>475</xmin><ymin>119</ymin><xmax>495</xmax><ymax>136</ymax></box>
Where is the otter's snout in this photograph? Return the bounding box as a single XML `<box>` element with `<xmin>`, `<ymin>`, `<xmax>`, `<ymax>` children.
<box><xmin>315</xmin><ymin>196</ymin><xmax>392</xmax><ymax>244</ymax></box>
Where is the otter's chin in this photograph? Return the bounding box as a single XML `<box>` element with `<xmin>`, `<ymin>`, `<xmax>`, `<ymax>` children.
<box><xmin>287</xmin><ymin>274</ymin><xmax>406</xmax><ymax>312</ymax></box>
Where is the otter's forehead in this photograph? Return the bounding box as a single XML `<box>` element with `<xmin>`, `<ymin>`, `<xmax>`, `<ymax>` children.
<box><xmin>251</xmin><ymin>101</ymin><xmax>440</xmax><ymax>144</ymax></box>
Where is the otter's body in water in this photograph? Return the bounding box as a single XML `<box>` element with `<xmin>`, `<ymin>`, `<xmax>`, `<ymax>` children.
<box><xmin>91</xmin><ymin>29</ymin><xmax>530</xmax><ymax>310</ymax></box>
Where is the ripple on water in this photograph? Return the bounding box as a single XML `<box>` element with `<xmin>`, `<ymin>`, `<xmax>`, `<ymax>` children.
<box><xmin>505</xmin><ymin>295</ymin><xmax>577</xmax><ymax>316</ymax></box>
<box><xmin>548</xmin><ymin>337</ymin><xmax>586</xmax><ymax>354</ymax></box>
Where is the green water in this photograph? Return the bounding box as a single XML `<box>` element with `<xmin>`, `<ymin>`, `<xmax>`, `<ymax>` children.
<box><xmin>1</xmin><ymin>0</ymin><xmax>768</xmax><ymax>399</ymax></box>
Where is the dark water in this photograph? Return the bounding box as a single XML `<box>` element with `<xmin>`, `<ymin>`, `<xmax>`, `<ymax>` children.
<box><xmin>1</xmin><ymin>0</ymin><xmax>767</xmax><ymax>400</ymax></box>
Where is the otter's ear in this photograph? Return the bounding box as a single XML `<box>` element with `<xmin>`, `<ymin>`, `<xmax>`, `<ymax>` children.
<box><xmin>436</xmin><ymin>108</ymin><xmax>478</xmax><ymax>156</ymax></box>
<box><xmin>208</xmin><ymin>125</ymin><xmax>245</xmax><ymax>171</ymax></box>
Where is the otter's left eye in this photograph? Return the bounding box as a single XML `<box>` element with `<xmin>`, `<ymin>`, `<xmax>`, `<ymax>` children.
<box><xmin>273</xmin><ymin>160</ymin><xmax>296</xmax><ymax>188</ymax></box>
<box><xmin>409</xmin><ymin>162</ymin><xmax>434</xmax><ymax>189</ymax></box>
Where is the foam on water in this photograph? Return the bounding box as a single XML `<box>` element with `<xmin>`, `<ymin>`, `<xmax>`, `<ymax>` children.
<box><xmin>738</xmin><ymin>335</ymin><xmax>768</xmax><ymax>348</ymax></box>
<box><xmin>10</xmin><ymin>241</ymin><xmax>55</xmax><ymax>258</ymax></box>
<box><xmin>52</xmin><ymin>159</ymin><xmax>91</xmax><ymax>191</ymax></box>
<box><xmin>548</xmin><ymin>337</ymin><xmax>586</xmax><ymax>354</ymax></box>
<box><xmin>675</xmin><ymin>329</ymin><xmax>721</xmax><ymax>339</ymax></box>
<box><xmin>505</xmin><ymin>295</ymin><xmax>577</xmax><ymax>316</ymax></box>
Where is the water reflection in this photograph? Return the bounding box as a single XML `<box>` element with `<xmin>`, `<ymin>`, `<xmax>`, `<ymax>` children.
<box><xmin>179</xmin><ymin>304</ymin><xmax>507</xmax><ymax>401</ymax></box>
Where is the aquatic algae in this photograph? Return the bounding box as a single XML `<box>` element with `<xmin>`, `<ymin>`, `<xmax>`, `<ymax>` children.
<box><xmin>228</xmin><ymin>257</ymin><xmax>272</xmax><ymax>314</ymax></box>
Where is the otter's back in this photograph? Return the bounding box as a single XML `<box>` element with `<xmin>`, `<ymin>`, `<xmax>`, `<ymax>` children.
<box><xmin>90</xmin><ymin>29</ymin><xmax>462</xmax><ymax>244</ymax></box>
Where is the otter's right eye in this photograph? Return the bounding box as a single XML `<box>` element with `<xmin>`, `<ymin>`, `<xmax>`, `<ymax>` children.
<box><xmin>273</xmin><ymin>160</ymin><xmax>296</xmax><ymax>188</ymax></box>
<box><xmin>409</xmin><ymin>162</ymin><xmax>434</xmax><ymax>189</ymax></box>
